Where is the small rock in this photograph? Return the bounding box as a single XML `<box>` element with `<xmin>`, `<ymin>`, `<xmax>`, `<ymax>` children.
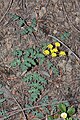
<box><xmin>75</xmin><ymin>17</ymin><xmax>80</xmax><ymax>24</ymax></box>
<box><xmin>53</xmin><ymin>30</ymin><xmax>57</xmax><ymax>34</ymax></box>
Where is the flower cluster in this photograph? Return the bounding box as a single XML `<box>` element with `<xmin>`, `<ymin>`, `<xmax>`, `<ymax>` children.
<box><xmin>43</xmin><ymin>42</ymin><xmax>67</xmax><ymax>58</ymax></box>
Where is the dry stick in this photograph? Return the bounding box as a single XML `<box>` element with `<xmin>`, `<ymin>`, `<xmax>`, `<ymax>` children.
<box><xmin>3</xmin><ymin>100</ymin><xmax>68</xmax><ymax>120</ymax></box>
<box><xmin>5</xmin><ymin>86</ymin><xmax>27</xmax><ymax>120</ymax></box>
<box><xmin>3</xmin><ymin>98</ymin><xmax>80</xmax><ymax>120</ymax></box>
<box><xmin>48</xmin><ymin>35</ymin><xmax>80</xmax><ymax>62</ymax></box>
<box><xmin>0</xmin><ymin>0</ymin><xmax>14</xmax><ymax>23</ymax></box>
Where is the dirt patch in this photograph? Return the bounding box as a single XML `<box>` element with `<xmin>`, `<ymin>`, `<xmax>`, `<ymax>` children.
<box><xmin>0</xmin><ymin>0</ymin><xmax>80</xmax><ymax>120</ymax></box>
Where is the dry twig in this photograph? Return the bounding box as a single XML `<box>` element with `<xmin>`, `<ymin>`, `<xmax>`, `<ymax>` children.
<box><xmin>3</xmin><ymin>100</ymin><xmax>67</xmax><ymax>120</ymax></box>
<box><xmin>0</xmin><ymin>0</ymin><xmax>14</xmax><ymax>23</ymax></box>
<box><xmin>5</xmin><ymin>86</ymin><xmax>27</xmax><ymax>120</ymax></box>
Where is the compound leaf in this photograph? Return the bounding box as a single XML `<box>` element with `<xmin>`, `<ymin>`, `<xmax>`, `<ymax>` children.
<box><xmin>18</xmin><ymin>19</ymin><xmax>25</xmax><ymax>27</ymax></box>
<box><xmin>0</xmin><ymin>98</ymin><xmax>6</xmax><ymax>103</ymax></box>
<box><xmin>20</xmin><ymin>64</ymin><xmax>28</xmax><ymax>71</ymax></box>
<box><xmin>21</xmin><ymin>28</ymin><xmax>29</xmax><ymax>35</ymax></box>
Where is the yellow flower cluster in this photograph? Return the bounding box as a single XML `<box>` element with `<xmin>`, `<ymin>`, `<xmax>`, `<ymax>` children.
<box><xmin>43</xmin><ymin>42</ymin><xmax>67</xmax><ymax>58</ymax></box>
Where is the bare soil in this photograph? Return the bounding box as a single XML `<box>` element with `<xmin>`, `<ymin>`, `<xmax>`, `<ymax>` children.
<box><xmin>0</xmin><ymin>0</ymin><xmax>80</xmax><ymax>120</ymax></box>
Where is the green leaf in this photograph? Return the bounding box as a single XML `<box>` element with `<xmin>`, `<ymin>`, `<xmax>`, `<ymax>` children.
<box><xmin>0</xmin><ymin>91</ymin><xmax>4</xmax><ymax>95</ymax></box>
<box><xmin>48</xmin><ymin>116</ymin><xmax>54</xmax><ymax>120</ymax></box>
<box><xmin>25</xmin><ymin>104</ymin><xmax>33</xmax><ymax>113</ymax></box>
<box><xmin>28</xmin><ymin>48</ymin><xmax>34</xmax><ymax>55</ymax></box>
<box><xmin>24</xmin><ymin>50</ymin><xmax>30</xmax><ymax>57</ymax></box>
<box><xmin>63</xmin><ymin>101</ymin><xmax>70</xmax><ymax>107</ymax></box>
<box><xmin>16</xmin><ymin>59</ymin><xmax>21</xmax><ymax>65</ymax></box>
<box><xmin>29</xmin><ymin>94</ymin><xmax>37</xmax><ymax>102</ymax></box>
<box><xmin>32</xmin><ymin>110</ymin><xmax>44</xmax><ymax>118</ymax></box>
<box><xmin>31</xmin><ymin>18</ymin><xmax>37</xmax><ymax>27</ymax></box>
<box><xmin>67</xmin><ymin>107</ymin><xmax>75</xmax><ymax>116</ymax></box>
<box><xmin>21</xmin><ymin>28</ymin><xmax>29</xmax><ymax>35</ymax></box>
<box><xmin>29</xmin><ymin>88</ymin><xmax>40</xmax><ymax>95</ymax></box>
<box><xmin>10</xmin><ymin>59</ymin><xmax>21</xmax><ymax>67</ymax></box>
<box><xmin>18</xmin><ymin>19</ymin><xmax>25</xmax><ymax>27</ymax></box>
<box><xmin>51</xmin><ymin>99</ymin><xmax>58</xmax><ymax>112</ymax></box>
<box><xmin>13</xmin><ymin>50</ymin><xmax>22</xmax><ymax>57</ymax></box>
<box><xmin>36</xmin><ymin>53</ymin><xmax>45</xmax><ymax>58</ymax></box>
<box><xmin>29</xmin><ymin>82</ymin><xmax>44</xmax><ymax>90</ymax></box>
<box><xmin>42</xmin><ymin>106</ymin><xmax>50</xmax><ymax>114</ymax></box>
<box><xmin>22</xmin><ymin>74</ymin><xmax>33</xmax><ymax>82</ymax></box>
<box><xmin>60</xmin><ymin>32</ymin><xmax>70</xmax><ymax>40</ymax></box>
<box><xmin>0</xmin><ymin>84</ymin><xmax>3</xmax><ymax>88</ymax></box>
<box><xmin>27</xmin><ymin>26</ymin><xmax>34</xmax><ymax>33</ymax></box>
<box><xmin>40</xmin><ymin>96</ymin><xmax>49</xmax><ymax>104</ymax></box>
<box><xmin>63</xmin><ymin>32</ymin><xmax>70</xmax><ymax>38</ymax></box>
<box><xmin>0</xmin><ymin>98</ymin><xmax>6</xmax><ymax>103</ymax></box>
<box><xmin>20</xmin><ymin>64</ymin><xmax>28</xmax><ymax>71</ymax></box>
<box><xmin>0</xmin><ymin>110</ymin><xmax>7</xmax><ymax>116</ymax></box>
<box><xmin>52</xmin><ymin>66</ymin><xmax>59</xmax><ymax>76</ymax></box>
<box><xmin>68</xmin><ymin>118</ymin><xmax>72</xmax><ymax>120</ymax></box>
<box><xmin>32</xmin><ymin>73</ymin><xmax>39</xmax><ymax>80</ymax></box>
<box><xmin>39</xmin><ymin>58</ymin><xmax>45</xmax><ymax>65</ymax></box>
<box><xmin>11</xmin><ymin>14</ymin><xmax>20</xmax><ymax>21</ymax></box>
<box><xmin>38</xmin><ymin>76</ymin><xmax>47</xmax><ymax>84</ymax></box>
<box><xmin>47</xmin><ymin>61</ymin><xmax>53</xmax><ymax>69</ymax></box>
<box><xmin>24</xmin><ymin>61</ymin><xmax>31</xmax><ymax>67</ymax></box>
<box><xmin>10</xmin><ymin>60</ymin><xmax>17</xmax><ymax>67</ymax></box>
<box><xmin>58</xmin><ymin>103</ymin><xmax>66</xmax><ymax>112</ymax></box>
<box><xmin>26</xmin><ymin>58</ymin><xmax>36</xmax><ymax>66</ymax></box>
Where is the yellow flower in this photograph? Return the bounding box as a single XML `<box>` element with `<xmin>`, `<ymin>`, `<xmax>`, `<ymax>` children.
<box><xmin>59</xmin><ymin>51</ymin><xmax>66</xmax><ymax>56</ymax></box>
<box><xmin>50</xmin><ymin>48</ymin><xmax>58</xmax><ymax>53</ymax></box>
<box><xmin>47</xmin><ymin>44</ymin><xmax>53</xmax><ymax>49</ymax></box>
<box><xmin>51</xmin><ymin>52</ymin><xmax>57</xmax><ymax>57</ymax></box>
<box><xmin>61</xmin><ymin>112</ymin><xmax>67</xmax><ymax>119</ymax></box>
<box><xmin>55</xmin><ymin>42</ymin><xmax>60</xmax><ymax>47</ymax></box>
<box><xmin>43</xmin><ymin>50</ymin><xmax>49</xmax><ymax>55</ymax></box>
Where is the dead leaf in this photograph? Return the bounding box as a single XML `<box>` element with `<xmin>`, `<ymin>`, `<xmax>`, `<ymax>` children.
<box><xmin>40</xmin><ymin>70</ymin><xmax>50</xmax><ymax>77</ymax></box>
<box><xmin>39</xmin><ymin>7</ymin><xmax>46</xmax><ymax>18</ymax></box>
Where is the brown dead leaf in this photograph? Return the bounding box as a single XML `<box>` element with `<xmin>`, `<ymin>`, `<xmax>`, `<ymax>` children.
<box><xmin>49</xmin><ymin>69</ymin><xmax>53</xmax><ymax>76</ymax></box>
<box><xmin>39</xmin><ymin>7</ymin><xmax>46</xmax><ymax>18</ymax></box>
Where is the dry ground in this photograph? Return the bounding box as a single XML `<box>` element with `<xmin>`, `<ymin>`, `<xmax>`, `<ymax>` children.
<box><xmin>0</xmin><ymin>0</ymin><xmax>80</xmax><ymax>120</ymax></box>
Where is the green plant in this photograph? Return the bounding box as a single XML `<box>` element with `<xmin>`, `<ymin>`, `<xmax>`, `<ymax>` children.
<box><xmin>58</xmin><ymin>103</ymin><xmax>76</xmax><ymax>120</ymax></box>
<box><xmin>23</xmin><ymin>73</ymin><xmax>49</xmax><ymax>119</ymax></box>
<box><xmin>22</xmin><ymin>72</ymin><xmax>47</xmax><ymax>103</ymax></box>
<box><xmin>47</xmin><ymin>60</ymin><xmax>59</xmax><ymax>76</ymax></box>
<box><xmin>60</xmin><ymin>32</ymin><xmax>70</xmax><ymax>40</ymax></box>
<box><xmin>32</xmin><ymin>110</ymin><xmax>44</xmax><ymax>118</ymax></box>
<box><xmin>9</xmin><ymin>13</ymin><xmax>37</xmax><ymax>35</ymax></box>
<box><xmin>10</xmin><ymin>48</ymin><xmax>45</xmax><ymax>72</ymax></box>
